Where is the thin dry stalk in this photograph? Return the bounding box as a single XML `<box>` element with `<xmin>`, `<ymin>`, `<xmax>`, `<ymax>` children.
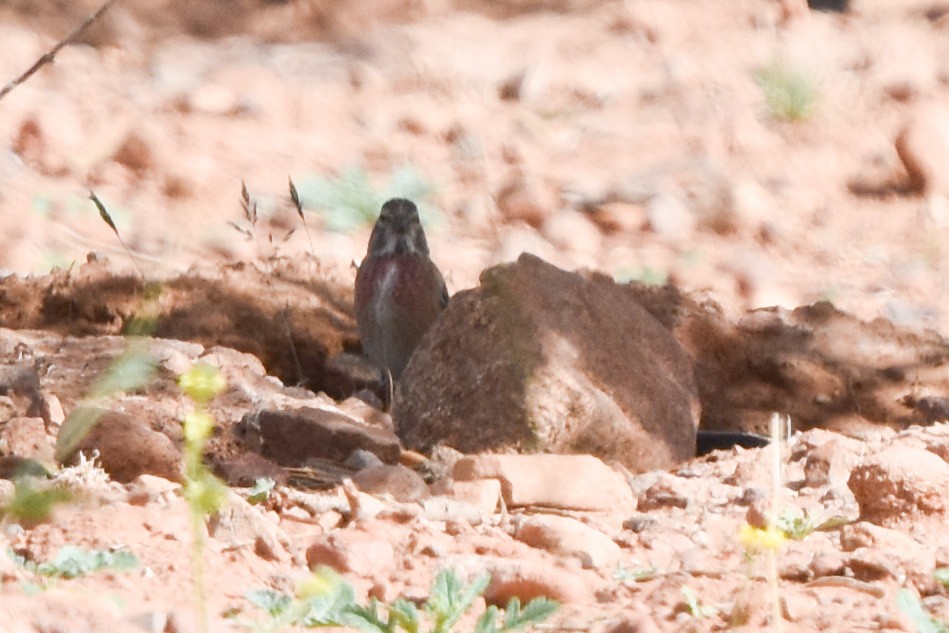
<box><xmin>0</xmin><ymin>0</ymin><xmax>119</xmax><ymax>101</ymax></box>
<box><xmin>288</xmin><ymin>176</ymin><xmax>317</xmax><ymax>260</ymax></box>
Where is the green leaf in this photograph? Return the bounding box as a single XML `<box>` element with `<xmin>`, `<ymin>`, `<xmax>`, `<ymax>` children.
<box><xmin>183</xmin><ymin>472</ymin><xmax>228</xmax><ymax>516</ymax></box>
<box><xmin>342</xmin><ymin>600</ymin><xmax>394</xmax><ymax>633</ymax></box>
<box><xmin>89</xmin><ymin>191</ymin><xmax>119</xmax><ymax>235</ymax></box>
<box><xmin>753</xmin><ymin>60</ymin><xmax>818</xmax><ymax>122</ymax></box>
<box><xmin>298</xmin><ymin>575</ymin><xmax>359</xmax><ymax>626</ymax></box>
<box><xmin>294</xmin><ymin>165</ymin><xmax>438</xmax><ymax>234</ymax></box>
<box><xmin>3</xmin><ymin>480</ymin><xmax>71</xmax><ymax>524</ymax></box>
<box><xmin>247</xmin><ymin>477</ymin><xmax>276</xmax><ymax>505</ymax></box>
<box><xmin>474</xmin><ymin>605</ymin><xmax>501</xmax><ymax>633</ymax></box>
<box><xmin>613</xmin><ymin>565</ymin><xmax>658</xmax><ymax>582</ymax></box>
<box><xmin>506</xmin><ymin>597</ymin><xmax>558</xmax><ymax>631</ymax></box>
<box><xmin>426</xmin><ymin>570</ymin><xmax>489</xmax><ymax>633</ymax></box>
<box><xmin>89</xmin><ymin>344</ymin><xmax>156</xmax><ymax>399</ymax></box>
<box><xmin>246</xmin><ymin>588</ymin><xmax>292</xmax><ymax>616</ymax></box>
<box><xmin>33</xmin><ymin>546</ymin><xmax>138</xmax><ymax>579</ymax></box>
<box><xmin>385</xmin><ymin>598</ymin><xmax>421</xmax><ymax>633</ymax></box>
<box><xmin>897</xmin><ymin>588</ymin><xmax>949</xmax><ymax>633</ymax></box>
<box><xmin>20</xmin><ymin>581</ymin><xmax>44</xmax><ymax>595</ymax></box>
<box><xmin>680</xmin><ymin>586</ymin><xmax>716</xmax><ymax>619</ymax></box>
<box><xmin>935</xmin><ymin>568</ymin><xmax>949</xmax><ymax>587</ymax></box>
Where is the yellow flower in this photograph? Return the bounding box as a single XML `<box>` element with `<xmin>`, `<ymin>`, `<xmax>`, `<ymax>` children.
<box><xmin>178</xmin><ymin>364</ymin><xmax>226</xmax><ymax>403</ymax></box>
<box><xmin>739</xmin><ymin>523</ymin><xmax>787</xmax><ymax>552</ymax></box>
<box><xmin>298</xmin><ymin>566</ymin><xmax>342</xmax><ymax>599</ymax></box>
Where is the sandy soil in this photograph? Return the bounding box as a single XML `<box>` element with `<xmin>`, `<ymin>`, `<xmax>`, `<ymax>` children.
<box><xmin>2</xmin><ymin>0</ymin><xmax>949</xmax><ymax>631</ymax></box>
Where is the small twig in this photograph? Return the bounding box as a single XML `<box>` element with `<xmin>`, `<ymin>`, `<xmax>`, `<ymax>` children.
<box><xmin>288</xmin><ymin>177</ymin><xmax>317</xmax><ymax>260</ymax></box>
<box><xmin>0</xmin><ymin>0</ymin><xmax>119</xmax><ymax>102</ymax></box>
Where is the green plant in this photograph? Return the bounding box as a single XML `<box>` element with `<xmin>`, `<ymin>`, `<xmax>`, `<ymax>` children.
<box><xmin>291</xmin><ymin>165</ymin><xmax>436</xmax><ymax>233</ymax></box>
<box><xmin>9</xmin><ymin>544</ymin><xmax>137</xmax><ymax>593</ymax></box>
<box><xmin>614</xmin><ymin>266</ymin><xmax>667</xmax><ymax>286</ymax></box>
<box><xmin>680</xmin><ymin>586</ymin><xmax>717</xmax><ymax>620</ymax></box>
<box><xmin>9</xmin><ymin>545</ymin><xmax>137</xmax><ymax>579</ymax></box>
<box><xmin>1</xmin><ymin>478</ymin><xmax>70</xmax><ymax>525</ymax></box>
<box><xmin>247</xmin><ymin>477</ymin><xmax>276</xmax><ymax>505</ymax></box>
<box><xmin>754</xmin><ymin>60</ymin><xmax>817</xmax><ymax>121</ymax></box>
<box><xmin>897</xmin><ymin>589</ymin><xmax>948</xmax><ymax>633</ymax></box>
<box><xmin>245</xmin><ymin>567</ymin><xmax>557</xmax><ymax>633</ymax></box>
<box><xmin>613</xmin><ymin>565</ymin><xmax>658</xmax><ymax>583</ymax></box>
<box><xmin>936</xmin><ymin>568</ymin><xmax>949</xmax><ymax>587</ymax></box>
<box><xmin>775</xmin><ymin>509</ymin><xmax>821</xmax><ymax>540</ymax></box>
<box><xmin>776</xmin><ymin>509</ymin><xmax>849</xmax><ymax>540</ymax></box>
<box><xmin>178</xmin><ymin>363</ymin><xmax>228</xmax><ymax>633</ymax></box>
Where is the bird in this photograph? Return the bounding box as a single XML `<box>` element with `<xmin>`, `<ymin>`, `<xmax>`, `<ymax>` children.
<box><xmin>354</xmin><ymin>198</ymin><xmax>448</xmax><ymax>381</ymax></box>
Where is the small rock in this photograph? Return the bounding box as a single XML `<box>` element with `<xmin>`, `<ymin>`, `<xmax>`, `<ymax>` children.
<box><xmin>895</xmin><ymin>100</ymin><xmax>949</xmax><ymax>194</ymax></box>
<box><xmin>601</xmin><ymin>611</ymin><xmax>662</xmax><ymax>633</ymax></box>
<box><xmin>848</xmin><ymin>446</ymin><xmax>949</xmax><ymax>525</ymax></box>
<box><xmin>453</xmin><ymin>454</ymin><xmax>633</xmax><ymax>511</ymax></box>
<box><xmin>60</xmin><ymin>409</ymin><xmax>182</xmax><ymax>484</ymax></box>
<box><xmin>809</xmin><ymin>551</ymin><xmax>846</xmax><ymax>578</ymax></box>
<box><xmin>188</xmin><ymin>83</ymin><xmax>240</xmax><ymax>115</ymax></box>
<box><xmin>215</xmin><ymin>452</ymin><xmax>286</xmax><ymax>487</ymax></box>
<box><xmin>337</xmin><ymin>397</ymin><xmax>394</xmax><ymax>431</ymax></box>
<box><xmin>589</xmin><ymin>201</ymin><xmax>644</xmax><ymax>234</ymax></box>
<box><xmin>483</xmin><ymin>559</ymin><xmax>597</xmax><ymax>605</ymax></box>
<box><xmin>804</xmin><ymin>437</ymin><xmax>863</xmax><ymax>489</ymax></box>
<box><xmin>306</xmin><ymin>527</ymin><xmax>396</xmax><ymax>577</ymax></box>
<box><xmin>207</xmin><ymin>491</ymin><xmax>290</xmax><ymax>562</ymax></box>
<box><xmin>645</xmin><ymin>191</ymin><xmax>695</xmax><ymax>242</ymax></box>
<box><xmin>0</xmin><ymin>479</ymin><xmax>14</xmax><ymax>505</ymax></box>
<box><xmin>515</xmin><ymin>514</ymin><xmax>621</xmax><ymax>569</ymax></box>
<box><xmin>352</xmin><ymin>464</ymin><xmax>429</xmax><ymax>503</ymax></box>
<box><xmin>498</xmin><ymin>66</ymin><xmax>549</xmax><ymax>103</ymax></box>
<box><xmin>0</xmin><ymin>589</ymin><xmax>141</xmax><ymax>633</ymax></box>
<box><xmin>540</xmin><ymin>210</ymin><xmax>603</xmax><ymax>260</ymax></box>
<box><xmin>112</xmin><ymin>129</ymin><xmax>154</xmax><ymax>173</ymax></box>
<box><xmin>345</xmin><ymin>449</ymin><xmax>386</xmax><ymax>471</ymax></box>
<box><xmin>496</xmin><ymin>176</ymin><xmax>558</xmax><ymax>228</ymax></box>
<box><xmin>252</xmin><ymin>407</ymin><xmax>401</xmax><ymax>466</ymax></box>
<box><xmin>429</xmin><ymin>478</ymin><xmax>502</xmax><ymax>514</ymax></box>
<box><xmin>44</xmin><ymin>395</ymin><xmax>65</xmax><ymax>427</ymax></box>
<box><xmin>342</xmin><ymin>479</ymin><xmax>388</xmax><ymax>522</ymax></box>
<box><xmin>622</xmin><ymin>513</ymin><xmax>657</xmax><ymax>533</ymax></box>
<box><xmin>781</xmin><ymin>590</ymin><xmax>817</xmax><ymax>623</ymax></box>
<box><xmin>1</xmin><ymin>417</ymin><xmax>54</xmax><ymax>465</ymax></box>
<box><xmin>419</xmin><ymin>496</ymin><xmax>484</xmax><ymax>524</ymax></box>
<box><xmin>637</xmin><ymin>476</ymin><xmax>689</xmax><ymax>511</ymax></box>
<box><xmin>125</xmin><ymin>474</ymin><xmax>181</xmax><ymax>506</ymax></box>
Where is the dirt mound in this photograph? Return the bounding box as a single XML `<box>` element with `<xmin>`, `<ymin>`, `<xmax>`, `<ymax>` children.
<box><xmin>629</xmin><ymin>284</ymin><xmax>949</xmax><ymax>435</ymax></box>
<box><xmin>0</xmin><ymin>255</ymin><xmax>359</xmax><ymax>397</ymax></box>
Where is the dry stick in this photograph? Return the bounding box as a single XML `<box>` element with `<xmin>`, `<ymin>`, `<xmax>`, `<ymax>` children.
<box><xmin>0</xmin><ymin>0</ymin><xmax>119</xmax><ymax>102</ymax></box>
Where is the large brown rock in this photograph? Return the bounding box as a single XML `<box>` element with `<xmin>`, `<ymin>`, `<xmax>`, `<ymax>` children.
<box><xmin>59</xmin><ymin>409</ymin><xmax>182</xmax><ymax>484</ymax></box>
<box><xmin>394</xmin><ymin>254</ymin><xmax>699</xmax><ymax>473</ymax></box>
